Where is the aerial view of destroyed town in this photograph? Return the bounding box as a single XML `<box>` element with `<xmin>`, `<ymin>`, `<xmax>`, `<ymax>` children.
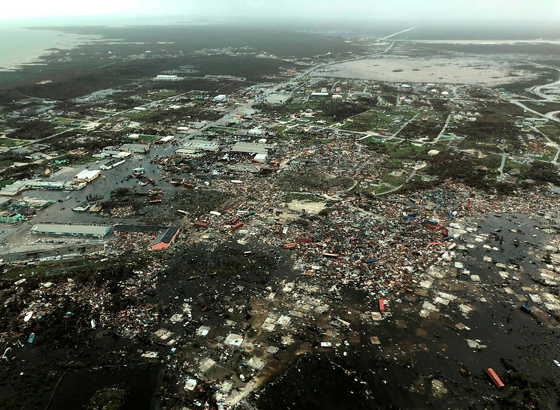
<box><xmin>2</xmin><ymin>1</ymin><xmax>560</xmax><ymax>409</ymax></box>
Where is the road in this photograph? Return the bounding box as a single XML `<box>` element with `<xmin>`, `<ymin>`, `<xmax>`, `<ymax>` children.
<box><xmin>6</xmin><ymin>92</ymin><xmax>189</xmax><ymax>152</ymax></box>
<box><xmin>432</xmin><ymin>114</ymin><xmax>452</xmax><ymax>144</ymax></box>
<box><xmin>530</xmin><ymin>125</ymin><xmax>560</xmax><ymax>164</ymax></box>
<box><xmin>497</xmin><ymin>152</ymin><xmax>508</xmax><ymax>181</ymax></box>
<box><xmin>523</xmin><ymin>61</ymin><xmax>560</xmax><ymax>101</ymax></box>
<box><xmin>376</xmin><ymin>168</ymin><xmax>418</xmax><ymax>197</ymax></box>
<box><xmin>392</xmin><ymin>113</ymin><xmax>419</xmax><ymax>138</ymax></box>
<box><xmin>379</xmin><ymin>27</ymin><xmax>417</xmax><ymax>41</ymax></box>
<box><xmin>511</xmin><ymin>100</ymin><xmax>560</xmax><ymax>124</ymax></box>
<box><xmin>0</xmin><ymin>24</ymin><xmax>435</xmax><ymax>261</ymax></box>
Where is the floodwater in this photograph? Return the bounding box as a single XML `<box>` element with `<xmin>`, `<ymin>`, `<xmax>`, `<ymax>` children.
<box><xmin>315</xmin><ymin>56</ymin><xmax>535</xmax><ymax>85</ymax></box>
<box><xmin>48</xmin><ymin>364</ymin><xmax>162</xmax><ymax>410</ymax></box>
<box><xmin>256</xmin><ymin>213</ymin><xmax>560</xmax><ymax>409</ymax></box>
<box><xmin>3</xmin><ymin>212</ymin><xmax>559</xmax><ymax>409</ymax></box>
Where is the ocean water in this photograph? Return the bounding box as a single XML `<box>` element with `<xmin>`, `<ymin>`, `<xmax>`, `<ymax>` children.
<box><xmin>0</xmin><ymin>26</ymin><xmax>97</xmax><ymax>71</ymax></box>
<box><xmin>0</xmin><ymin>15</ymin><xmax>214</xmax><ymax>72</ymax></box>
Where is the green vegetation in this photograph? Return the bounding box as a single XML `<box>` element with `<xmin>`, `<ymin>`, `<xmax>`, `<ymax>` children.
<box><xmin>52</xmin><ymin>117</ymin><xmax>75</xmax><ymax>126</ymax></box>
<box><xmin>207</xmin><ymin>126</ymin><xmax>235</xmax><ymax>134</ymax></box>
<box><xmin>341</xmin><ymin>107</ymin><xmax>417</xmax><ymax>134</ymax></box>
<box><xmin>538</xmin><ymin>125</ymin><xmax>560</xmax><ymax>144</ymax></box>
<box><xmin>122</xmin><ymin>106</ymin><xmax>222</xmax><ymax>124</ymax></box>
<box><xmin>67</xmin><ymin>155</ymin><xmax>98</xmax><ymax>166</ymax></box>
<box><xmin>504</xmin><ymin>159</ymin><xmax>530</xmax><ymax>174</ymax></box>
<box><xmin>6</xmin><ymin>119</ymin><xmax>57</xmax><ymax>140</ymax></box>
<box><xmin>379</xmin><ymin>170</ymin><xmax>406</xmax><ymax>187</ymax></box>
<box><xmin>0</xmin><ymin>137</ymin><xmax>26</xmax><ymax>147</ymax></box>
<box><xmin>365</xmin><ymin>140</ymin><xmax>435</xmax><ymax>160</ymax></box>
<box><xmin>0</xmin><ymin>264</ymin><xmax>53</xmax><ymax>280</ymax></box>
<box><xmin>427</xmin><ymin>151</ymin><xmax>499</xmax><ymax>191</ymax></box>
<box><xmin>0</xmin><ymin>179</ymin><xmax>15</xmax><ymax>188</ymax></box>
<box><xmin>152</xmin><ymin>89</ymin><xmax>178</xmax><ymax>98</ymax></box>
<box><xmin>523</xmin><ymin>102</ymin><xmax>560</xmax><ymax>114</ymax></box>
<box><xmin>122</xmin><ymin>110</ymin><xmax>153</xmax><ymax>119</ymax></box>
<box><xmin>521</xmin><ymin>161</ymin><xmax>560</xmax><ymax>185</ymax></box>
<box><xmin>137</xmin><ymin>134</ymin><xmax>160</xmax><ymax>141</ymax></box>
<box><xmin>257</xmin><ymin>99</ymin><xmax>376</xmax><ymax>124</ymax></box>
<box><xmin>455</xmin><ymin>103</ymin><xmax>525</xmax><ymax>152</ymax></box>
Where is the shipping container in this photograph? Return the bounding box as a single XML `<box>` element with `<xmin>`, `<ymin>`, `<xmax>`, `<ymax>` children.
<box><xmin>322</xmin><ymin>252</ymin><xmax>339</xmax><ymax>258</ymax></box>
<box><xmin>486</xmin><ymin>368</ymin><xmax>505</xmax><ymax>389</ymax></box>
<box><xmin>521</xmin><ymin>304</ymin><xmax>531</xmax><ymax>314</ymax></box>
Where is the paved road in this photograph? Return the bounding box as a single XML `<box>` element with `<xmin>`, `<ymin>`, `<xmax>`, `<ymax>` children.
<box><xmin>512</xmin><ymin>100</ymin><xmax>560</xmax><ymax>124</ymax></box>
<box><xmin>379</xmin><ymin>26</ymin><xmax>417</xmax><ymax>41</ymax></box>
<box><xmin>530</xmin><ymin>125</ymin><xmax>560</xmax><ymax>164</ymax></box>
<box><xmin>432</xmin><ymin>114</ymin><xmax>452</xmax><ymax>144</ymax></box>
<box><xmin>497</xmin><ymin>152</ymin><xmax>508</xmax><ymax>181</ymax></box>
<box><xmin>376</xmin><ymin>168</ymin><xmax>418</xmax><ymax>197</ymax></box>
<box><xmin>392</xmin><ymin>113</ymin><xmax>420</xmax><ymax>138</ymax></box>
<box><xmin>6</xmin><ymin>92</ymin><xmax>189</xmax><ymax>152</ymax></box>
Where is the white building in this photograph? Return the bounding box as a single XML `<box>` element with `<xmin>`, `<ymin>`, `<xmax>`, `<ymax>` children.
<box><xmin>74</xmin><ymin>170</ymin><xmax>101</xmax><ymax>183</ymax></box>
<box><xmin>155</xmin><ymin>75</ymin><xmax>181</xmax><ymax>81</ymax></box>
<box><xmin>121</xmin><ymin>144</ymin><xmax>150</xmax><ymax>154</ymax></box>
<box><xmin>213</xmin><ymin>95</ymin><xmax>227</xmax><ymax>103</ymax></box>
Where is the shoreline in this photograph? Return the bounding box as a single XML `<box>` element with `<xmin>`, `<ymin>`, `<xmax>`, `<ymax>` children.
<box><xmin>0</xmin><ymin>27</ymin><xmax>103</xmax><ymax>73</ymax></box>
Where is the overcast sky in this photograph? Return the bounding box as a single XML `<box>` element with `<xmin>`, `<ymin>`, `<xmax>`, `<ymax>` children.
<box><xmin>3</xmin><ymin>0</ymin><xmax>560</xmax><ymax>22</ymax></box>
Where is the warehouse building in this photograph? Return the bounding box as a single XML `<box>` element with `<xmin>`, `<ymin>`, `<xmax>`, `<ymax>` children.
<box><xmin>74</xmin><ymin>170</ymin><xmax>101</xmax><ymax>183</ymax></box>
<box><xmin>154</xmin><ymin>75</ymin><xmax>182</xmax><ymax>81</ymax></box>
<box><xmin>100</xmin><ymin>159</ymin><xmax>126</xmax><ymax>170</ymax></box>
<box><xmin>213</xmin><ymin>94</ymin><xmax>227</xmax><ymax>103</ymax></box>
<box><xmin>31</xmin><ymin>224</ymin><xmax>111</xmax><ymax>239</ymax></box>
<box><xmin>351</xmin><ymin>92</ymin><xmax>373</xmax><ymax>100</ymax></box>
<box><xmin>182</xmin><ymin>140</ymin><xmax>220</xmax><ymax>152</ymax></box>
<box><xmin>121</xmin><ymin>144</ymin><xmax>150</xmax><ymax>154</ymax></box>
<box><xmin>228</xmin><ymin>142</ymin><xmax>274</xmax><ymax>155</ymax></box>
<box><xmin>151</xmin><ymin>227</ymin><xmax>180</xmax><ymax>250</ymax></box>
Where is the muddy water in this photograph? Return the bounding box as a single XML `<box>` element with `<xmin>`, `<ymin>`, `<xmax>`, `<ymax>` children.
<box><xmin>255</xmin><ymin>213</ymin><xmax>560</xmax><ymax>409</ymax></box>
<box><xmin>3</xmin><ymin>213</ymin><xmax>559</xmax><ymax>409</ymax></box>
<box><xmin>48</xmin><ymin>364</ymin><xmax>162</xmax><ymax>410</ymax></box>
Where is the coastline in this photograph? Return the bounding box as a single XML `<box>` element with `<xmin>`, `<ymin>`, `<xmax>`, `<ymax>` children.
<box><xmin>0</xmin><ymin>26</ymin><xmax>102</xmax><ymax>72</ymax></box>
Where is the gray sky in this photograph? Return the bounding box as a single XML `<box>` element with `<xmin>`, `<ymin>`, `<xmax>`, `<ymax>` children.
<box><xmin>3</xmin><ymin>0</ymin><xmax>560</xmax><ymax>22</ymax></box>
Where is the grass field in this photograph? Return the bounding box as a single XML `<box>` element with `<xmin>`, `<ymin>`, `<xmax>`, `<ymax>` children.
<box><xmin>137</xmin><ymin>134</ymin><xmax>160</xmax><ymax>141</ymax></box>
<box><xmin>341</xmin><ymin>107</ymin><xmax>417</xmax><ymax>134</ymax></box>
<box><xmin>52</xmin><ymin>118</ymin><xmax>76</xmax><ymax>126</ymax></box>
<box><xmin>122</xmin><ymin>110</ymin><xmax>153</xmax><ymax>119</ymax></box>
<box><xmin>0</xmin><ymin>179</ymin><xmax>15</xmax><ymax>188</ymax></box>
<box><xmin>365</xmin><ymin>140</ymin><xmax>438</xmax><ymax>160</ymax></box>
<box><xmin>0</xmin><ymin>137</ymin><xmax>26</xmax><ymax>148</ymax></box>
<box><xmin>538</xmin><ymin>125</ymin><xmax>560</xmax><ymax>144</ymax></box>
<box><xmin>152</xmin><ymin>90</ymin><xmax>178</xmax><ymax>99</ymax></box>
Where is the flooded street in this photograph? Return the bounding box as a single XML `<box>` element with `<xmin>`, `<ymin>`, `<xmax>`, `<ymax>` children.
<box><xmin>3</xmin><ymin>206</ymin><xmax>560</xmax><ymax>410</ymax></box>
<box><xmin>254</xmin><ymin>213</ymin><xmax>560</xmax><ymax>409</ymax></box>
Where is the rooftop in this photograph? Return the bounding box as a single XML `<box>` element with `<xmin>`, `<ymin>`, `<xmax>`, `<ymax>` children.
<box><xmin>32</xmin><ymin>224</ymin><xmax>111</xmax><ymax>237</ymax></box>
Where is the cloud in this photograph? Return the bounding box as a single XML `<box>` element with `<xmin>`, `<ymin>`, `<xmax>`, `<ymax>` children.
<box><xmin>2</xmin><ymin>0</ymin><xmax>559</xmax><ymax>22</ymax></box>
